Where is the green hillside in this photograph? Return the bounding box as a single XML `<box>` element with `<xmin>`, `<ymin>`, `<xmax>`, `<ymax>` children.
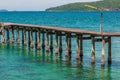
<box><xmin>46</xmin><ymin>0</ymin><xmax>120</xmax><ymax>11</ymax></box>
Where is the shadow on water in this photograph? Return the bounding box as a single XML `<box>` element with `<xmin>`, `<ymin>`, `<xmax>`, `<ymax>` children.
<box><xmin>107</xmin><ymin>64</ymin><xmax>112</xmax><ymax>80</ymax></box>
<box><xmin>0</xmin><ymin>43</ymin><xmax>116</xmax><ymax>80</ymax></box>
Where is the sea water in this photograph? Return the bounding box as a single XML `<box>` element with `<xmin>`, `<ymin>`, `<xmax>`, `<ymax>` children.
<box><xmin>0</xmin><ymin>11</ymin><xmax>120</xmax><ymax>80</ymax></box>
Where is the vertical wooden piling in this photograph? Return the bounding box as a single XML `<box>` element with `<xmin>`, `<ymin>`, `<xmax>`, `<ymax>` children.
<box><xmin>11</xmin><ymin>26</ymin><xmax>14</xmax><ymax>43</ymax></box>
<box><xmin>50</xmin><ymin>34</ymin><xmax>53</xmax><ymax>50</ymax></box>
<box><xmin>66</xmin><ymin>33</ymin><xmax>69</xmax><ymax>57</ymax></box>
<box><xmin>28</xmin><ymin>30</ymin><xmax>30</xmax><ymax>47</ymax></box>
<box><xmin>22</xmin><ymin>28</ymin><xmax>24</xmax><ymax>45</ymax></box>
<box><xmin>91</xmin><ymin>36</ymin><xmax>95</xmax><ymax>64</ymax></box>
<box><xmin>35</xmin><ymin>31</ymin><xmax>37</xmax><ymax>48</ymax></box>
<box><xmin>55</xmin><ymin>32</ymin><xmax>58</xmax><ymax>54</ymax></box>
<box><xmin>30</xmin><ymin>30</ymin><xmax>33</xmax><ymax>48</ymax></box>
<box><xmin>1</xmin><ymin>21</ymin><xmax>5</xmax><ymax>43</ymax></box>
<box><xmin>101</xmin><ymin>36</ymin><xmax>105</xmax><ymax>66</ymax></box>
<box><xmin>108</xmin><ymin>36</ymin><xmax>111</xmax><ymax>64</ymax></box>
<box><xmin>69</xmin><ymin>33</ymin><xmax>72</xmax><ymax>54</ymax></box>
<box><xmin>80</xmin><ymin>35</ymin><xmax>83</xmax><ymax>57</ymax></box>
<box><xmin>16</xmin><ymin>27</ymin><xmax>20</xmax><ymax>44</ymax></box>
<box><xmin>6</xmin><ymin>28</ymin><xmax>10</xmax><ymax>43</ymax></box>
<box><xmin>46</xmin><ymin>32</ymin><xmax>49</xmax><ymax>52</ymax></box>
<box><xmin>23</xmin><ymin>28</ymin><xmax>26</xmax><ymax>46</ymax></box>
<box><xmin>59</xmin><ymin>32</ymin><xmax>62</xmax><ymax>53</ymax></box>
<box><xmin>2</xmin><ymin>22</ymin><xmax>120</xmax><ymax>66</ymax></box>
<box><xmin>37</xmin><ymin>30</ymin><xmax>40</xmax><ymax>50</ymax></box>
<box><xmin>42</xmin><ymin>32</ymin><xmax>45</xmax><ymax>49</ymax></box>
<box><xmin>76</xmin><ymin>35</ymin><xmax>80</xmax><ymax>60</ymax></box>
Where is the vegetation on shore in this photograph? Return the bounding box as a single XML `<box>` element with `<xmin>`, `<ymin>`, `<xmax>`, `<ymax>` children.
<box><xmin>0</xmin><ymin>9</ymin><xmax>8</xmax><ymax>12</ymax></box>
<box><xmin>46</xmin><ymin>0</ymin><xmax>120</xmax><ymax>11</ymax></box>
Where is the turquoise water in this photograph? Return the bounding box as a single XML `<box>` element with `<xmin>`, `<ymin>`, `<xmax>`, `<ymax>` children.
<box><xmin>0</xmin><ymin>11</ymin><xmax>120</xmax><ymax>80</ymax></box>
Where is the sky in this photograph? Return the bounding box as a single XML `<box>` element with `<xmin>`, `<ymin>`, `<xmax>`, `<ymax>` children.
<box><xmin>0</xmin><ymin>0</ymin><xmax>100</xmax><ymax>11</ymax></box>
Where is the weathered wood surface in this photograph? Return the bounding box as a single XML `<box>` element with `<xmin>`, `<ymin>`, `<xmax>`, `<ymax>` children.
<box><xmin>1</xmin><ymin>22</ymin><xmax>119</xmax><ymax>66</ymax></box>
<box><xmin>3</xmin><ymin>22</ymin><xmax>120</xmax><ymax>37</ymax></box>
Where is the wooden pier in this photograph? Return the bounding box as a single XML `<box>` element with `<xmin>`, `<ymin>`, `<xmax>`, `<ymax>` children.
<box><xmin>0</xmin><ymin>22</ymin><xmax>120</xmax><ymax>66</ymax></box>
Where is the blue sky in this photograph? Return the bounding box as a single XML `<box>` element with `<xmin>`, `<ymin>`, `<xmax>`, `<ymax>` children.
<box><xmin>0</xmin><ymin>0</ymin><xmax>100</xmax><ymax>11</ymax></box>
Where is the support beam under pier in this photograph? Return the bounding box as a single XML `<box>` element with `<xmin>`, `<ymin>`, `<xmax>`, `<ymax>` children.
<box><xmin>16</xmin><ymin>27</ymin><xmax>20</xmax><ymax>44</ymax></box>
<box><xmin>22</xmin><ymin>28</ymin><xmax>24</xmax><ymax>45</ymax></box>
<box><xmin>59</xmin><ymin>32</ymin><xmax>62</xmax><ymax>53</ymax></box>
<box><xmin>28</xmin><ymin>31</ymin><xmax>30</xmax><ymax>47</ymax></box>
<box><xmin>42</xmin><ymin>32</ymin><xmax>45</xmax><ymax>49</ymax></box>
<box><xmin>46</xmin><ymin>32</ymin><xmax>49</xmax><ymax>52</ymax></box>
<box><xmin>50</xmin><ymin>34</ymin><xmax>53</xmax><ymax>50</ymax></box>
<box><xmin>108</xmin><ymin>36</ymin><xmax>111</xmax><ymax>64</ymax></box>
<box><xmin>23</xmin><ymin>28</ymin><xmax>26</xmax><ymax>46</ymax></box>
<box><xmin>30</xmin><ymin>30</ymin><xmax>34</xmax><ymax>48</ymax></box>
<box><xmin>91</xmin><ymin>36</ymin><xmax>95</xmax><ymax>64</ymax></box>
<box><xmin>79</xmin><ymin>35</ymin><xmax>83</xmax><ymax>57</ymax></box>
<box><xmin>76</xmin><ymin>35</ymin><xmax>80</xmax><ymax>60</ymax></box>
<box><xmin>69</xmin><ymin>33</ymin><xmax>72</xmax><ymax>54</ymax></box>
<box><xmin>6</xmin><ymin>28</ymin><xmax>10</xmax><ymax>43</ymax></box>
<box><xmin>35</xmin><ymin>31</ymin><xmax>37</xmax><ymax>48</ymax></box>
<box><xmin>11</xmin><ymin>26</ymin><xmax>14</xmax><ymax>43</ymax></box>
<box><xmin>1</xmin><ymin>21</ymin><xmax>5</xmax><ymax>43</ymax></box>
<box><xmin>55</xmin><ymin>32</ymin><xmax>59</xmax><ymax>55</ymax></box>
<box><xmin>37</xmin><ymin>30</ymin><xmax>41</xmax><ymax>50</ymax></box>
<box><xmin>65</xmin><ymin>33</ymin><xmax>70</xmax><ymax>58</ymax></box>
<box><xmin>101</xmin><ymin>36</ymin><xmax>105</xmax><ymax>66</ymax></box>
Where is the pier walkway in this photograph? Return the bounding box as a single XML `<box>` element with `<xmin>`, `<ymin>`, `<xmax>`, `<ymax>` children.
<box><xmin>1</xmin><ymin>22</ymin><xmax>120</xmax><ymax>66</ymax></box>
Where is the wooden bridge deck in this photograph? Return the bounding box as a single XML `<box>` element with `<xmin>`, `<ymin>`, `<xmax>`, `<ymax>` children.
<box><xmin>1</xmin><ymin>22</ymin><xmax>120</xmax><ymax>66</ymax></box>
<box><xmin>3</xmin><ymin>22</ymin><xmax>120</xmax><ymax>37</ymax></box>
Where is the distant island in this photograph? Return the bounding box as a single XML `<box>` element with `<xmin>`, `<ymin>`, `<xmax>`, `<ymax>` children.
<box><xmin>46</xmin><ymin>0</ymin><xmax>120</xmax><ymax>11</ymax></box>
<box><xmin>0</xmin><ymin>9</ymin><xmax>8</xmax><ymax>12</ymax></box>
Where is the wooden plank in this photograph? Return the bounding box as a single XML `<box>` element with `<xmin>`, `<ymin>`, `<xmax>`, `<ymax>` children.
<box><xmin>3</xmin><ymin>22</ymin><xmax>120</xmax><ymax>37</ymax></box>
<box><xmin>0</xmin><ymin>23</ymin><xmax>110</xmax><ymax>36</ymax></box>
